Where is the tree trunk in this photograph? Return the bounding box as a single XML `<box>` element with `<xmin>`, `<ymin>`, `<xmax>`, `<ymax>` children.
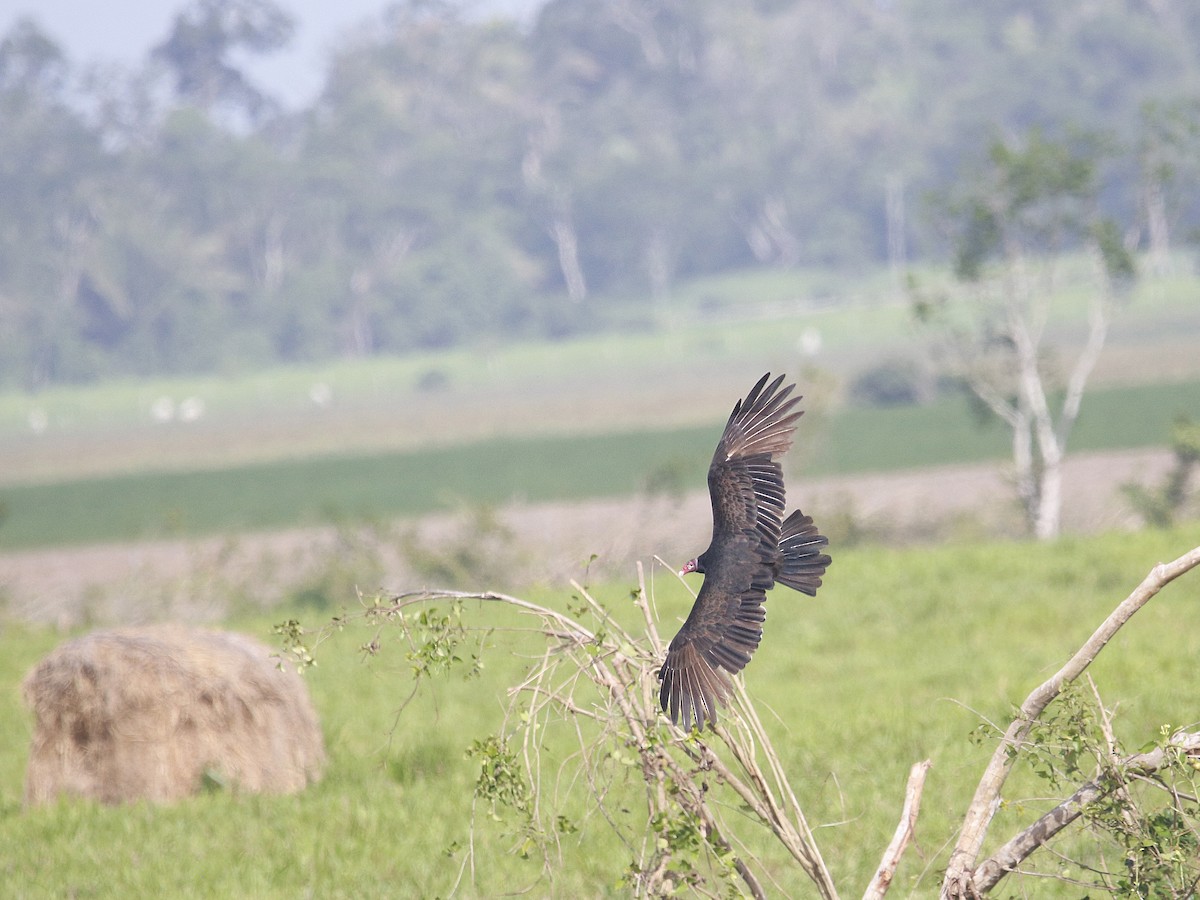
<box><xmin>259</xmin><ymin>212</ymin><xmax>285</xmax><ymax>294</ymax></box>
<box><xmin>1010</xmin><ymin>405</ymin><xmax>1038</xmax><ymax>531</ymax></box>
<box><xmin>1032</xmin><ymin>254</ymin><xmax>1111</xmax><ymax>539</ymax></box>
<box><xmin>345</xmin><ymin>270</ymin><xmax>374</xmax><ymax>357</ymax></box>
<box><xmin>521</xmin><ymin>112</ymin><xmax>587</xmax><ymax>303</ymax></box>
<box><xmin>734</xmin><ymin>197</ymin><xmax>800</xmax><ymax>267</ymax></box>
<box><xmin>1144</xmin><ymin>178</ymin><xmax>1172</xmax><ymax>276</ymax></box>
<box><xmin>759</xmin><ymin>196</ymin><xmax>801</xmax><ymax>268</ymax></box>
<box><xmin>1033</xmin><ymin>440</ymin><xmax>1062</xmax><ymax>541</ymax></box>
<box><xmin>549</xmin><ymin>213</ymin><xmax>588</xmax><ymax>302</ymax></box>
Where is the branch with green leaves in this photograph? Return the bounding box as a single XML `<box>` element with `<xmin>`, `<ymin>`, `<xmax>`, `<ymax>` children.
<box><xmin>942</xmin><ymin>544</ymin><xmax>1200</xmax><ymax>898</ymax></box>
<box><xmin>277</xmin><ymin>561</ymin><xmax>931</xmax><ymax>898</ymax></box>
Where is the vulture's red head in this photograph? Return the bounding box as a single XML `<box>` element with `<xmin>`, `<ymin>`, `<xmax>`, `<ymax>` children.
<box><xmin>679</xmin><ymin>556</ymin><xmax>704</xmax><ymax>578</ymax></box>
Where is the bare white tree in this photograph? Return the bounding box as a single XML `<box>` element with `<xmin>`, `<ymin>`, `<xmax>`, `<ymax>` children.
<box><xmin>914</xmin><ymin>129</ymin><xmax>1135</xmax><ymax>540</ymax></box>
<box><xmin>1136</xmin><ymin>96</ymin><xmax>1200</xmax><ymax>277</ymax></box>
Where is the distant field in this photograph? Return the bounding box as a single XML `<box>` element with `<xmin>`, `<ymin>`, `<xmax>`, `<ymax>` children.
<box><xmin>1</xmin><ymin>264</ymin><xmax>1198</xmax><ymax>485</ymax></box>
<box><xmin>3</xmin><ymin>526</ymin><xmax>1200</xmax><ymax>895</ymax></box>
<box><xmin>0</xmin><ymin>263</ymin><xmax>1197</xmax><ymax>549</ymax></box>
<box><xmin>0</xmin><ymin>379</ymin><xmax>1196</xmax><ymax>550</ymax></box>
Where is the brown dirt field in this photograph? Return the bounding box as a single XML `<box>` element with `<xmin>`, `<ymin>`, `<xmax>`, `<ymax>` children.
<box><xmin>0</xmin><ymin>447</ymin><xmax>1176</xmax><ymax>629</ymax></box>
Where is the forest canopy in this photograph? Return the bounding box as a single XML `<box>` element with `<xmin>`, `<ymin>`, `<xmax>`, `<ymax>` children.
<box><xmin>3</xmin><ymin>0</ymin><xmax>1200</xmax><ymax>387</ymax></box>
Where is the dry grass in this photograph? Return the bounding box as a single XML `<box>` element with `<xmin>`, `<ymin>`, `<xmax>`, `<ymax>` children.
<box><xmin>22</xmin><ymin>624</ymin><xmax>325</xmax><ymax>806</ymax></box>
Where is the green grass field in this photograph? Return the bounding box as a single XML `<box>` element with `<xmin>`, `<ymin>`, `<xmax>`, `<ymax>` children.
<box><xmin>2</xmin><ymin>526</ymin><xmax>1200</xmax><ymax>896</ymax></box>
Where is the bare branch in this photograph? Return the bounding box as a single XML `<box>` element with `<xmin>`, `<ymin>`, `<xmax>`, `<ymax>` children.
<box><xmin>864</xmin><ymin>759</ymin><xmax>933</xmax><ymax>900</ymax></box>
<box><xmin>1057</xmin><ymin>275</ymin><xmax>1109</xmax><ymax>448</ymax></box>
<box><xmin>694</xmin><ymin>725</ymin><xmax>841</xmax><ymax>900</ymax></box>
<box><xmin>941</xmin><ymin>544</ymin><xmax>1200</xmax><ymax>899</ymax></box>
<box><xmin>966</xmin><ymin>374</ymin><xmax>1023</xmax><ymax>428</ymax></box>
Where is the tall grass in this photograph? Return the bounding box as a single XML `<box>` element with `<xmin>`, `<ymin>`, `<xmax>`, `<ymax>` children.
<box><xmin>2</xmin><ymin>525</ymin><xmax>1200</xmax><ymax>896</ymax></box>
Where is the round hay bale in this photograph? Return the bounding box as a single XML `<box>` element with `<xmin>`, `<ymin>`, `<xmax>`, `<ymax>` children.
<box><xmin>22</xmin><ymin>625</ymin><xmax>325</xmax><ymax>806</ymax></box>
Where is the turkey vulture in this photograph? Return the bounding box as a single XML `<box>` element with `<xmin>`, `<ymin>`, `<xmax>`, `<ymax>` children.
<box><xmin>658</xmin><ymin>373</ymin><xmax>830</xmax><ymax>730</ymax></box>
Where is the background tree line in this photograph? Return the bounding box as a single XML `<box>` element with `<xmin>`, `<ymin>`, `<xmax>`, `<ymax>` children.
<box><xmin>3</xmin><ymin>0</ymin><xmax>1200</xmax><ymax>388</ymax></box>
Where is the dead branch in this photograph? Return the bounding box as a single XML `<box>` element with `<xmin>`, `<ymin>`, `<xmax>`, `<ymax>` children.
<box><xmin>864</xmin><ymin>759</ymin><xmax>933</xmax><ymax>900</ymax></box>
<box><xmin>941</xmin><ymin>544</ymin><xmax>1200</xmax><ymax>899</ymax></box>
<box><xmin>699</xmin><ymin>720</ymin><xmax>841</xmax><ymax>899</ymax></box>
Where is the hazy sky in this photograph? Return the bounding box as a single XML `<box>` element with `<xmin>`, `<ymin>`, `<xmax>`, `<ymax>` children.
<box><xmin>1</xmin><ymin>0</ymin><xmax>540</xmax><ymax>107</ymax></box>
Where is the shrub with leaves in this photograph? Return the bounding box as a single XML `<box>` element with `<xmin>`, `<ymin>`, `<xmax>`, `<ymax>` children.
<box><xmin>281</xmin><ymin>568</ymin><xmax>864</xmax><ymax>898</ymax></box>
<box><xmin>1123</xmin><ymin>415</ymin><xmax>1200</xmax><ymax>528</ymax></box>
<box><xmin>1010</xmin><ymin>681</ymin><xmax>1200</xmax><ymax>895</ymax></box>
<box><xmin>399</xmin><ymin>506</ymin><xmax>520</xmax><ymax>589</ymax></box>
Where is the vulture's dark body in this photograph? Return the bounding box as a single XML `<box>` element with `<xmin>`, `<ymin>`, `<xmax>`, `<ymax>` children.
<box><xmin>659</xmin><ymin>373</ymin><xmax>830</xmax><ymax>730</ymax></box>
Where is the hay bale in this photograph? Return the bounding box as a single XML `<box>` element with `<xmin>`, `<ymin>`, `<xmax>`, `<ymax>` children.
<box><xmin>22</xmin><ymin>625</ymin><xmax>326</xmax><ymax>806</ymax></box>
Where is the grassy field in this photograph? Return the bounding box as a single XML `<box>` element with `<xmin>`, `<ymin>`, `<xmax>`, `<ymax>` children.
<box><xmin>0</xmin><ymin>260</ymin><xmax>1196</xmax><ymax>551</ymax></box>
<box><xmin>1</xmin><ymin>377</ymin><xmax>1196</xmax><ymax>550</ymax></box>
<box><xmin>2</xmin><ymin>525</ymin><xmax>1200</xmax><ymax>896</ymax></box>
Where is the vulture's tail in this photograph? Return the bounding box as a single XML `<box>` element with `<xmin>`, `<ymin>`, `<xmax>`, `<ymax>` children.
<box><xmin>774</xmin><ymin>509</ymin><xmax>831</xmax><ymax>596</ymax></box>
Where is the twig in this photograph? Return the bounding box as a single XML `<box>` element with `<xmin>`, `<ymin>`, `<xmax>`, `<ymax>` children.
<box><xmin>1086</xmin><ymin>675</ymin><xmax>1142</xmax><ymax>840</ymax></box>
<box><xmin>731</xmin><ymin>680</ymin><xmax>840</xmax><ymax>892</ymax></box>
<box><xmin>570</xmin><ymin>578</ymin><xmax>640</xmax><ymax>650</ymax></box>
<box><xmin>635</xmin><ymin>561</ymin><xmax>665</xmax><ymax>657</ymax></box>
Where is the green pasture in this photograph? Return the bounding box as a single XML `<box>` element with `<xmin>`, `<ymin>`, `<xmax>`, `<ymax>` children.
<box><xmin>1</xmin><ymin>377</ymin><xmax>1197</xmax><ymax>550</ymax></box>
<box><xmin>2</xmin><ymin>525</ymin><xmax>1200</xmax><ymax>896</ymax></box>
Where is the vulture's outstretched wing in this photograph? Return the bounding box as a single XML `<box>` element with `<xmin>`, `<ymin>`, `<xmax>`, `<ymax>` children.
<box><xmin>659</xmin><ymin>373</ymin><xmax>811</xmax><ymax>731</ymax></box>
